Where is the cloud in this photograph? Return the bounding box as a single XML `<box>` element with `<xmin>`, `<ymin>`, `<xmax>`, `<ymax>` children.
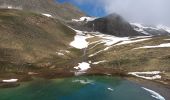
<box><xmin>70</xmin><ymin>0</ymin><xmax>170</xmax><ymax>26</ymax></box>
<box><xmin>101</xmin><ymin>0</ymin><xmax>170</xmax><ymax>26</ymax></box>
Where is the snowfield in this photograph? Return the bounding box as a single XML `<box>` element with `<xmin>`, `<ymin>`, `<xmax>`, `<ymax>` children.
<box><xmin>74</xmin><ymin>62</ymin><xmax>91</xmax><ymax>71</ymax></box>
<box><xmin>142</xmin><ymin>87</ymin><xmax>165</xmax><ymax>100</ymax></box>
<box><xmin>70</xmin><ymin>34</ymin><xmax>89</xmax><ymax>49</ymax></box>
<box><xmin>128</xmin><ymin>71</ymin><xmax>162</xmax><ymax>80</ymax></box>
<box><xmin>70</xmin><ymin>29</ymin><xmax>93</xmax><ymax>49</ymax></box>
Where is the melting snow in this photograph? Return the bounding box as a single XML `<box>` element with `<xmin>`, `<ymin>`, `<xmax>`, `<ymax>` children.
<box><xmin>56</xmin><ymin>52</ymin><xmax>64</xmax><ymax>56</ymax></box>
<box><xmin>70</xmin><ymin>35</ymin><xmax>89</xmax><ymax>49</ymax></box>
<box><xmin>92</xmin><ymin>60</ymin><xmax>107</xmax><ymax>65</ymax></box>
<box><xmin>56</xmin><ymin>50</ymin><xmax>70</xmax><ymax>56</ymax></box>
<box><xmin>116</xmin><ymin>38</ymin><xmax>151</xmax><ymax>46</ymax></box>
<box><xmin>164</xmin><ymin>39</ymin><xmax>170</xmax><ymax>41</ymax></box>
<box><xmin>90</xmin><ymin>32</ymin><xmax>150</xmax><ymax>46</ymax></box>
<box><xmin>88</xmin><ymin>32</ymin><xmax>150</xmax><ymax>57</ymax></box>
<box><xmin>72</xmin><ymin>16</ymin><xmax>96</xmax><ymax>22</ymax></box>
<box><xmin>74</xmin><ymin>62</ymin><xmax>91</xmax><ymax>71</ymax></box>
<box><xmin>135</xmin><ymin>43</ymin><xmax>170</xmax><ymax>49</ymax></box>
<box><xmin>2</xmin><ymin>79</ymin><xmax>18</xmax><ymax>83</ymax></box>
<box><xmin>70</xmin><ymin>29</ymin><xmax>92</xmax><ymax>49</ymax></box>
<box><xmin>142</xmin><ymin>87</ymin><xmax>165</xmax><ymax>100</ymax></box>
<box><xmin>42</xmin><ymin>13</ymin><xmax>52</xmax><ymax>17</ymax></box>
<box><xmin>128</xmin><ymin>71</ymin><xmax>162</xmax><ymax>80</ymax></box>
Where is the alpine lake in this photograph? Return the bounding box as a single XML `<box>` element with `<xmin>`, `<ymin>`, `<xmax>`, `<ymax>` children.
<box><xmin>0</xmin><ymin>76</ymin><xmax>160</xmax><ymax>100</ymax></box>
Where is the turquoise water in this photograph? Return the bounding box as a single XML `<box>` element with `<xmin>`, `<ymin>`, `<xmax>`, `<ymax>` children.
<box><xmin>0</xmin><ymin>76</ymin><xmax>157</xmax><ymax>100</ymax></box>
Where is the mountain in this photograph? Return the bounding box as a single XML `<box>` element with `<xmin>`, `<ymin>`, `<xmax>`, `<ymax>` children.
<box><xmin>0</xmin><ymin>0</ymin><xmax>85</xmax><ymax>20</ymax></box>
<box><xmin>69</xmin><ymin>14</ymin><xmax>144</xmax><ymax>37</ymax></box>
<box><xmin>131</xmin><ymin>23</ymin><xmax>170</xmax><ymax>36</ymax></box>
<box><xmin>0</xmin><ymin>4</ymin><xmax>169</xmax><ymax>86</ymax></box>
<box><xmin>69</xmin><ymin>14</ymin><xmax>170</xmax><ymax>37</ymax></box>
<box><xmin>85</xmin><ymin>14</ymin><xmax>143</xmax><ymax>37</ymax></box>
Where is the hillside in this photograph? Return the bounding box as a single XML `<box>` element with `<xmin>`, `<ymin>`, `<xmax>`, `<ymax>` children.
<box><xmin>0</xmin><ymin>9</ymin><xmax>169</xmax><ymax>86</ymax></box>
<box><xmin>0</xmin><ymin>0</ymin><xmax>85</xmax><ymax>20</ymax></box>
<box><xmin>0</xmin><ymin>9</ymin><xmax>83</xmax><ymax>74</ymax></box>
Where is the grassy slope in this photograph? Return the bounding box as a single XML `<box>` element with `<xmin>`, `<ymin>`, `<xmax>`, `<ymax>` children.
<box><xmin>87</xmin><ymin>35</ymin><xmax>170</xmax><ymax>72</ymax></box>
<box><xmin>0</xmin><ymin>9</ymin><xmax>82</xmax><ymax>73</ymax></box>
<box><xmin>0</xmin><ymin>9</ymin><xmax>169</xmax><ymax>81</ymax></box>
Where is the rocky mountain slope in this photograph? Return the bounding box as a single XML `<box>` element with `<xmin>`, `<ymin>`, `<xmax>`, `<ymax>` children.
<box><xmin>69</xmin><ymin>14</ymin><xmax>142</xmax><ymax>37</ymax></box>
<box><xmin>69</xmin><ymin>14</ymin><xmax>170</xmax><ymax>37</ymax></box>
<box><xmin>0</xmin><ymin>0</ymin><xmax>85</xmax><ymax>20</ymax></box>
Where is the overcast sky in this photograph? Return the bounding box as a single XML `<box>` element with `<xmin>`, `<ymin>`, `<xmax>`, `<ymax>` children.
<box><xmin>58</xmin><ymin>0</ymin><xmax>170</xmax><ymax>26</ymax></box>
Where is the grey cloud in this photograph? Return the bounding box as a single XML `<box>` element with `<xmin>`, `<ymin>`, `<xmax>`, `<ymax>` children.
<box><xmin>102</xmin><ymin>0</ymin><xmax>170</xmax><ymax>26</ymax></box>
<box><xmin>72</xmin><ymin>0</ymin><xmax>170</xmax><ymax>26</ymax></box>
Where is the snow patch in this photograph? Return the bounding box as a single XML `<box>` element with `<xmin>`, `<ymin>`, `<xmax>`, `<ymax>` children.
<box><xmin>142</xmin><ymin>87</ymin><xmax>165</xmax><ymax>100</ymax></box>
<box><xmin>128</xmin><ymin>71</ymin><xmax>162</xmax><ymax>80</ymax></box>
<box><xmin>88</xmin><ymin>33</ymin><xmax>150</xmax><ymax>57</ymax></box>
<box><xmin>2</xmin><ymin>79</ymin><xmax>18</xmax><ymax>83</ymax></box>
<box><xmin>56</xmin><ymin>52</ymin><xmax>64</xmax><ymax>56</ymax></box>
<box><xmin>69</xmin><ymin>29</ymin><xmax>93</xmax><ymax>49</ymax></box>
<box><xmin>164</xmin><ymin>39</ymin><xmax>170</xmax><ymax>41</ymax></box>
<box><xmin>42</xmin><ymin>13</ymin><xmax>52</xmax><ymax>18</ymax></box>
<box><xmin>7</xmin><ymin>6</ymin><xmax>12</xmax><ymax>9</ymax></box>
<box><xmin>92</xmin><ymin>60</ymin><xmax>107</xmax><ymax>65</ymax></box>
<box><xmin>56</xmin><ymin>50</ymin><xmax>70</xmax><ymax>56</ymax></box>
<box><xmin>116</xmin><ymin>38</ymin><xmax>151</xmax><ymax>46</ymax></box>
<box><xmin>74</xmin><ymin>62</ymin><xmax>91</xmax><ymax>71</ymax></box>
<box><xmin>72</xmin><ymin>17</ymin><xmax>96</xmax><ymax>22</ymax></box>
<box><xmin>135</xmin><ymin>43</ymin><xmax>170</xmax><ymax>49</ymax></box>
<box><xmin>70</xmin><ymin>34</ymin><xmax>89</xmax><ymax>49</ymax></box>
<box><xmin>0</xmin><ymin>4</ymin><xmax>22</xmax><ymax>10</ymax></box>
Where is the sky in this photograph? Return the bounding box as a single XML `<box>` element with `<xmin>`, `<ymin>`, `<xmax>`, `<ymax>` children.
<box><xmin>57</xmin><ymin>0</ymin><xmax>170</xmax><ymax>26</ymax></box>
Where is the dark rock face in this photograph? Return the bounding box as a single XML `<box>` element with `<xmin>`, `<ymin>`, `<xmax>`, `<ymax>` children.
<box><xmin>85</xmin><ymin>14</ymin><xmax>144</xmax><ymax>37</ymax></box>
<box><xmin>0</xmin><ymin>0</ymin><xmax>85</xmax><ymax>20</ymax></box>
<box><xmin>68</xmin><ymin>13</ymin><xmax>144</xmax><ymax>37</ymax></box>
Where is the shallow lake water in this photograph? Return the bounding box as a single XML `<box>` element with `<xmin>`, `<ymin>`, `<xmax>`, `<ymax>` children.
<box><xmin>0</xmin><ymin>76</ymin><xmax>160</xmax><ymax>100</ymax></box>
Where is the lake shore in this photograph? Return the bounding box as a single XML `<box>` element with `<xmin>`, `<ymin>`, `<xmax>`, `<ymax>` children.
<box><xmin>0</xmin><ymin>68</ymin><xmax>170</xmax><ymax>100</ymax></box>
<box><xmin>126</xmin><ymin>77</ymin><xmax>170</xmax><ymax>100</ymax></box>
